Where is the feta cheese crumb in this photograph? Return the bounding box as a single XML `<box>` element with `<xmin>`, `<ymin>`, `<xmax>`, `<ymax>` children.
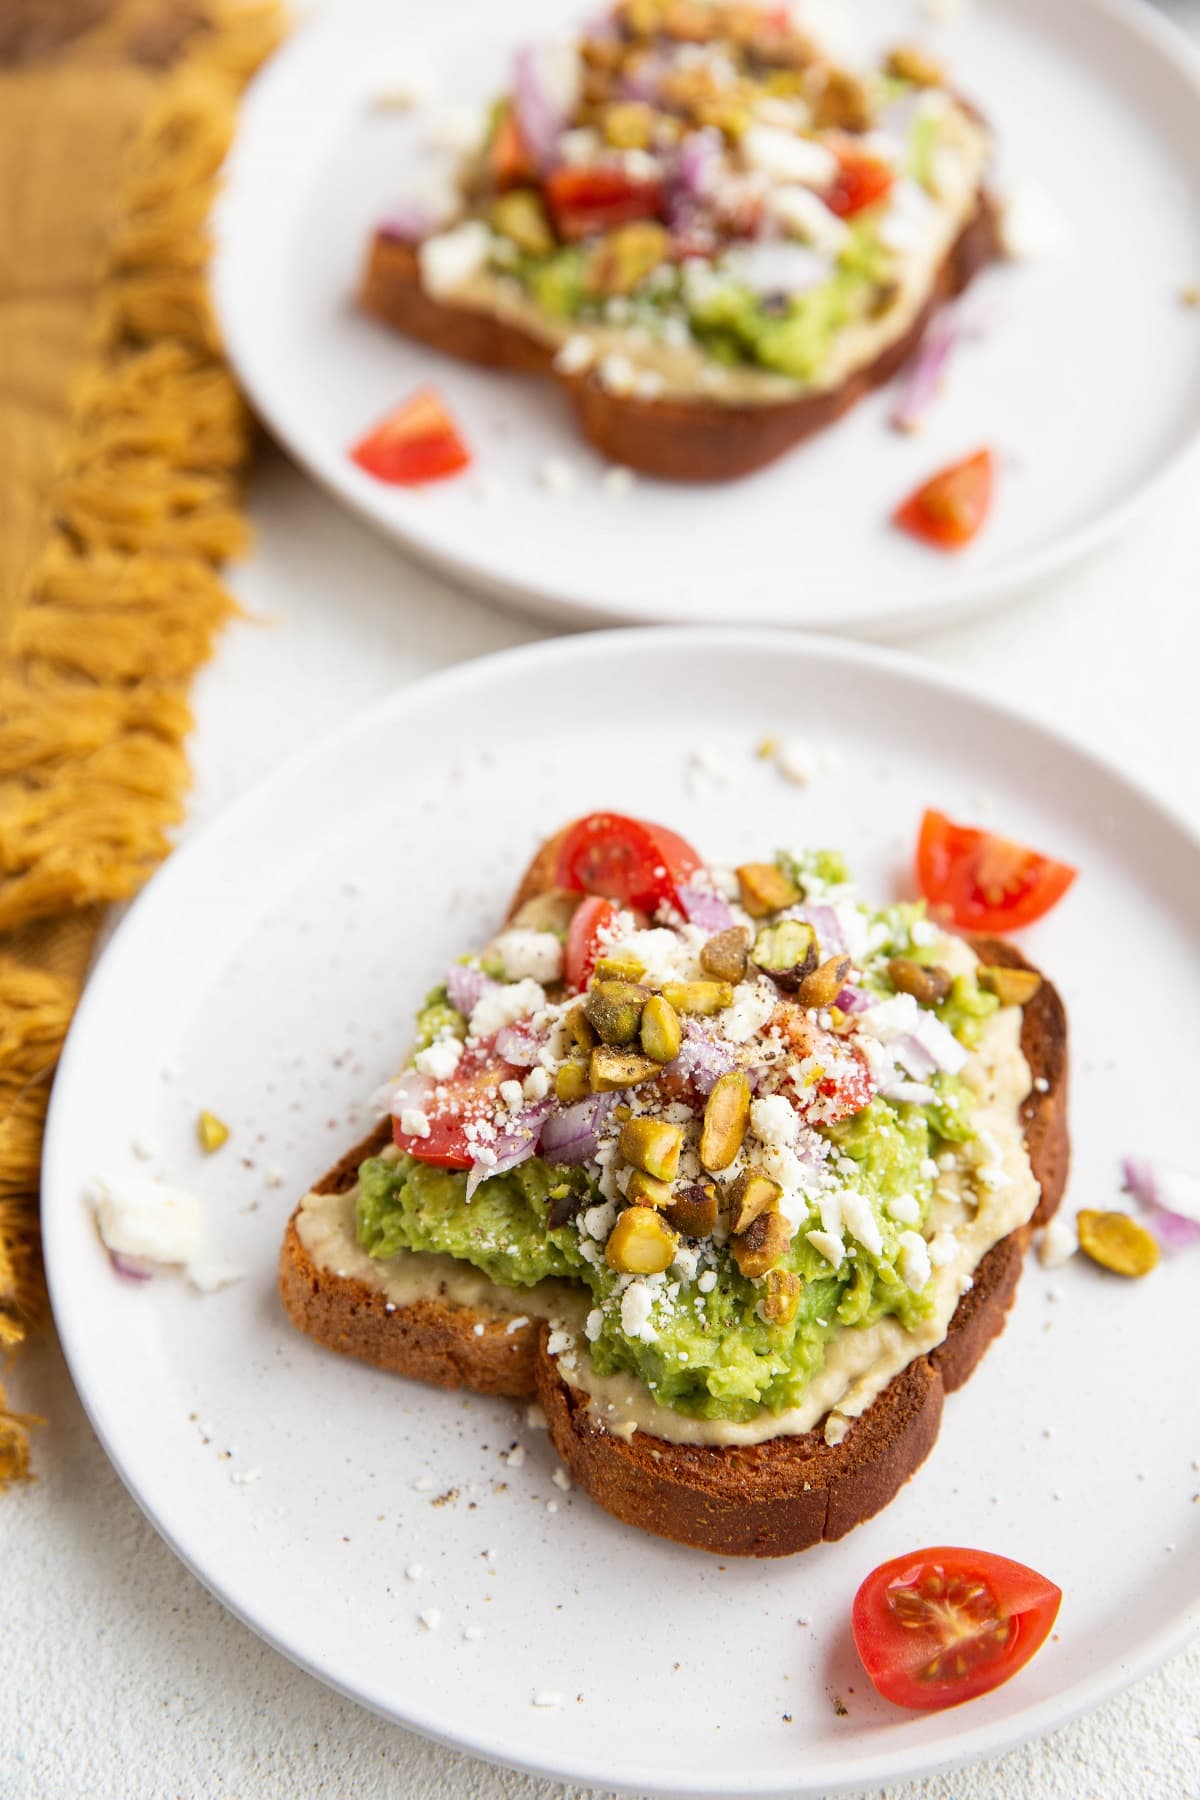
<box><xmin>597</xmin><ymin>352</ymin><xmax>637</xmax><ymax>396</ymax></box>
<box><xmin>492</xmin><ymin>928</ymin><xmax>564</xmax><ymax>984</ymax></box>
<box><xmin>824</xmin><ymin>1413</ymin><xmax>850</xmax><ymax>1447</ymax></box>
<box><xmin>585</xmin><ymin>1307</ymin><xmax>604</xmax><ymax>1342</ymax></box>
<box><xmin>532</xmin><ymin>1690</ymin><xmax>563</xmax><ymax>1709</ymax></box>
<box><xmin>1037</xmin><ymin>1213</ymin><xmax>1077</xmax><ymax>1268</ymax></box>
<box><xmin>404</xmin><ymin>1563</ymin><xmax>425</xmax><ymax>1581</ymax></box>
<box><xmin>526</xmin><ymin>1403</ymin><xmax>548</xmax><ymax>1430</ymax></box>
<box><xmin>840</xmin><ymin>1190</ymin><xmax>883</xmax><ymax>1258</ymax></box>
<box><xmin>775</xmin><ymin>738</ymin><xmax>816</xmax><ymax>786</ymax></box>
<box><xmin>751</xmin><ymin>1094</ymin><xmax>800</xmax><ymax>1152</ymax></box>
<box><xmin>229</xmin><ymin>1467</ymin><xmax>261</xmax><ymax>1486</ymax></box>
<box><xmin>523</xmin><ymin>1067</ymin><xmax>550</xmax><ymax>1102</ymax></box>
<box><xmin>417</xmin><ymin>220</ymin><xmax>492</xmax><ymax>299</ymax></box>
<box><xmin>93</xmin><ymin>1173</ymin><xmax>205</xmax><ymax>1266</ymax></box>
<box><xmin>505</xmin><ymin>1314</ymin><xmax>530</xmax><ymax>1334</ymax></box>
<box><xmin>463</xmin><ymin>1625</ymin><xmax>484</xmax><ymax>1642</ymax></box>
<box><xmin>415</xmin><ymin>1036</ymin><xmax>464</xmax><ymax>1080</ymax></box>
<box><xmin>499</xmin><ymin>1078</ymin><xmax>525</xmax><ymax>1114</ymax></box>
<box><xmin>998</xmin><ymin>179</ymin><xmax>1066</xmax><ymax>261</ymax></box>
<box><xmin>697</xmin><ymin>1269</ymin><xmax>718</xmax><ymax>1294</ymax></box>
<box><xmin>470</xmin><ymin>978</ymin><xmax>546</xmax><ymax>1039</ymax></box>
<box><xmin>602</xmin><ymin>465</ymin><xmax>635</xmax><ymax>496</ymax></box>
<box><xmin>504</xmin><ymin>1444</ymin><xmax>526</xmax><ymax>1469</ymax></box>
<box><xmin>743</xmin><ymin>124</ymin><xmax>837</xmax><ymax>187</ymax></box>
<box><xmin>806</xmin><ymin>1228</ymin><xmax>845</xmax><ymax>1269</ymax></box>
<box><xmin>886</xmin><ymin>1193</ymin><xmax>921</xmax><ymax>1227</ymax></box>
<box><xmin>554</xmin><ymin>333</ymin><xmax>595</xmax><ymax>375</ymax></box>
<box><xmin>411</xmin><ymin>1474</ymin><xmax>435</xmax><ymax>1493</ymax></box>
<box><xmin>552</xmin><ymin>1466</ymin><xmax>572</xmax><ymax>1491</ymax></box>
<box><xmin>620</xmin><ymin>1279</ymin><xmax>658</xmax><ymax>1342</ymax></box>
<box><xmin>418</xmin><ymin>1608</ymin><xmax>442</xmax><ymax>1631</ymax></box>
<box><xmin>537</xmin><ymin>456</ymin><xmax>578</xmax><ymax>496</ymax></box>
<box><xmin>131</xmin><ymin>1134</ymin><xmax>158</xmax><ymax>1162</ymax></box>
<box><xmin>897</xmin><ymin>1230</ymin><xmax>932</xmax><ymax>1291</ymax></box>
<box><xmin>399</xmin><ymin>1106</ymin><xmax>431</xmax><ymax>1140</ymax></box>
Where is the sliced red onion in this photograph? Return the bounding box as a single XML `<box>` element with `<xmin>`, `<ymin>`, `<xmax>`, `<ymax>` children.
<box><xmin>540</xmin><ymin>1092</ymin><xmax>616</xmax><ymax>1165</ymax></box>
<box><xmin>679</xmin><ymin>126</ymin><xmax>723</xmax><ymax>198</ymax></box>
<box><xmin>835</xmin><ymin>985</ymin><xmax>873</xmax><ymax>1015</ymax></box>
<box><xmin>378</xmin><ymin>198</ymin><xmax>440</xmax><ymax>244</ymax></box>
<box><xmin>802</xmin><ymin>904</ymin><xmax>846</xmax><ymax>955</ymax></box>
<box><xmin>1124</xmin><ymin>1155</ymin><xmax>1200</xmax><ymax>1250</ymax></box>
<box><xmin>889</xmin><ymin>1033</ymin><xmax>938</xmax><ymax>1082</ymax></box>
<box><xmin>445</xmin><ymin>963</ymin><xmax>495</xmax><ymax>1018</ymax></box>
<box><xmin>465</xmin><ymin>1101</ymin><xmax>553</xmax><ymax>1199</ymax></box>
<box><xmin>891</xmin><ymin>310</ymin><xmax>958</xmax><ymax>433</ymax></box>
<box><xmin>677</xmin><ymin>884</ymin><xmax>735</xmax><ymax>933</ymax></box>
<box><xmin>882</xmin><ymin>1079</ymin><xmax>938</xmax><ymax>1106</ymax></box>
<box><xmin>513</xmin><ymin>44</ymin><xmax>573</xmax><ymax>168</ymax></box>
<box><xmin>495</xmin><ymin>1024</ymin><xmax>542</xmax><ymax>1067</ymax></box>
<box><xmin>723</xmin><ymin>241</ymin><xmax>830</xmax><ymax>298</ymax></box>
<box><xmin>619</xmin><ymin>50</ymin><xmax>666</xmax><ymax>104</ymax></box>
<box><xmin>670</xmin><ymin>1018</ymin><xmax>739</xmax><ymax>1095</ymax></box>
<box><xmin>109</xmin><ymin>1249</ymin><xmax>156</xmax><ymax>1282</ymax></box>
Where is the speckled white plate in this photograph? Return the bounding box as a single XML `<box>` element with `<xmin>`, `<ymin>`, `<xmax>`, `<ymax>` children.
<box><xmin>210</xmin><ymin>0</ymin><xmax>1200</xmax><ymax>635</ymax></box>
<box><xmin>43</xmin><ymin>630</ymin><xmax>1200</xmax><ymax>1797</ymax></box>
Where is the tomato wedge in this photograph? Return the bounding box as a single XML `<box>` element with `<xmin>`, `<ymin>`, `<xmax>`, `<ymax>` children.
<box><xmin>489</xmin><ymin>104</ymin><xmax>535</xmax><ymax>190</ymax></box>
<box><xmin>393</xmin><ymin>1038</ymin><xmax>516</xmax><ymax>1168</ymax></box>
<box><xmin>351</xmin><ymin>389</ymin><xmax>471</xmax><ymax>487</ymax></box>
<box><xmin>565</xmin><ymin>894</ymin><xmax>616</xmax><ymax>992</ymax></box>
<box><xmin>853</xmin><ymin>1546</ymin><xmax>1061</xmax><ymax>1711</ymax></box>
<box><xmin>825</xmin><ymin>145</ymin><xmax>895</xmax><ymax>218</ymax></box>
<box><xmin>894</xmin><ymin>448</ymin><xmax>995</xmax><ymax>550</ymax></box>
<box><xmin>554</xmin><ymin>813</ymin><xmax>701</xmax><ymax>913</ymax></box>
<box><xmin>544</xmin><ymin>166</ymin><xmax>664</xmax><ymax>241</ymax></box>
<box><xmin>917</xmin><ymin>809</ymin><xmax>1077</xmax><ymax>932</ymax></box>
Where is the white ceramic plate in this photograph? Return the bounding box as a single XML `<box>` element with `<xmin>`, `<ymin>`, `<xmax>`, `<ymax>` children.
<box><xmin>211</xmin><ymin>0</ymin><xmax>1200</xmax><ymax>634</ymax></box>
<box><xmin>43</xmin><ymin>629</ymin><xmax>1200</xmax><ymax>1796</ymax></box>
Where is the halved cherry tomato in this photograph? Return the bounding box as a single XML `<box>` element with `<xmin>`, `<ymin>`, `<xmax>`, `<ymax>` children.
<box><xmin>853</xmin><ymin>1546</ymin><xmax>1061</xmax><ymax>1711</ymax></box>
<box><xmin>554</xmin><ymin>813</ymin><xmax>700</xmax><ymax>913</ymax></box>
<box><xmin>894</xmin><ymin>448</ymin><xmax>995</xmax><ymax>550</ymax></box>
<box><xmin>825</xmin><ymin>145</ymin><xmax>895</xmax><ymax>218</ymax></box>
<box><xmin>351</xmin><ymin>389</ymin><xmax>471</xmax><ymax>486</ymax></box>
<box><xmin>393</xmin><ymin>1037</ymin><xmax>517</xmax><ymax>1168</ymax></box>
<box><xmin>565</xmin><ymin>894</ymin><xmax>616</xmax><ymax>992</ymax></box>
<box><xmin>544</xmin><ymin>166</ymin><xmax>664</xmax><ymax>241</ymax></box>
<box><xmin>917</xmin><ymin>809</ymin><xmax>1077</xmax><ymax>933</ymax></box>
<box><xmin>489</xmin><ymin>104</ymin><xmax>535</xmax><ymax>191</ymax></box>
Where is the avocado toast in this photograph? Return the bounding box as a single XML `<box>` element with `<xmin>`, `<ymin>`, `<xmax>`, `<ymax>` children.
<box><xmin>360</xmin><ymin>1</ymin><xmax>998</xmax><ymax>481</ymax></box>
<box><xmin>280</xmin><ymin>816</ymin><xmax>1067</xmax><ymax>1556</ymax></box>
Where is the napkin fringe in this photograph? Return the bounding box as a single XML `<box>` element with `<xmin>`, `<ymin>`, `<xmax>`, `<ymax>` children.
<box><xmin>0</xmin><ymin>1</ymin><xmax>283</xmax><ymax>1486</ymax></box>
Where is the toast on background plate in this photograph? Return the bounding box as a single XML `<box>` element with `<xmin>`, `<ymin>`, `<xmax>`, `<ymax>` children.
<box><xmin>281</xmin><ymin>814</ymin><xmax>1067</xmax><ymax>1556</ymax></box>
<box><xmin>360</xmin><ymin>1</ymin><xmax>998</xmax><ymax>480</ymax></box>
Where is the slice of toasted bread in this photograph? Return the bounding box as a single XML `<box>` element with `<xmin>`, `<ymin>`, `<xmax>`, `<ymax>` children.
<box><xmin>279</xmin><ymin>845</ymin><xmax>1067</xmax><ymax>1555</ymax></box>
<box><xmin>359</xmin><ymin>198</ymin><xmax>997</xmax><ymax>482</ymax></box>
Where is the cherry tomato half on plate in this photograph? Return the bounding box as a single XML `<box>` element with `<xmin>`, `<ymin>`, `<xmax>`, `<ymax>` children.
<box><xmin>392</xmin><ymin>1038</ymin><xmax>517</xmax><ymax>1168</ymax></box>
<box><xmin>917</xmin><ymin>809</ymin><xmax>1077</xmax><ymax>932</ymax></box>
<box><xmin>825</xmin><ymin>146</ymin><xmax>895</xmax><ymax>219</ymax></box>
<box><xmin>565</xmin><ymin>894</ymin><xmax>617</xmax><ymax>992</ymax></box>
<box><xmin>554</xmin><ymin>813</ymin><xmax>701</xmax><ymax>913</ymax></box>
<box><xmin>852</xmin><ymin>1546</ymin><xmax>1062</xmax><ymax>1711</ymax></box>
<box><xmin>894</xmin><ymin>448</ymin><xmax>995</xmax><ymax>550</ymax></box>
<box><xmin>544</xmin><ymin>166</ymin><xmax>664</xmax><ymax>241</ymax></box>
<box><xmin>350</xmin><ymin>388</ymin><xmax>471</xmax><ymax>487</ymax></box>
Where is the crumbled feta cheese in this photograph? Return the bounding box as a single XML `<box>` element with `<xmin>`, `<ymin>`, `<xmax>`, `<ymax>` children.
<box><xmin>858</xmin><ymin>990</ymin><xmax>967</xmax><ymax>1075</ymax></box>
<box><xmin>1037</xmin><ymin>1213</ymin><xmax>1077</xmax><ymax>1269</ymax></box>
<box><xmin>750</xmin><ymin>1094</ymin><xmax>800</xmax><ymax>1152</ymax></box>
<box><xmin>425</xmin><ymin>102</ymin><xmax>489</xmax><ymax>155</ymax></box>
<box><xmin>774</xmin><ymin>738</ymin><xmax>817</xmax><ymax>786</ymax></box>
<box><xmin>597</xmin><ymin>352</ymin><xmax>637</xmax><ymax>396</ymax></box>
<box><xmin>400</xmin><ymin>1106</ymin><xmax>431</xmax><ymax>1139</ymax></box>
<box><xmin>371</xmin><ymin>54</ymin><xmax>437</xmax><ymax>110</ymax></box>
<box><xmin>824</xmin><ymin>1412</ymin><xmax>850</xmax><ymax>1447</ymax></box>
<box><xmin>537</xmin><ymin>456</ymin><xmax>578</xmax><ymax>496</ymax></box>
<box><xmin>463</xmin><ymin>1625</ymin><xmax>484</xmax><ymax>1642</ymax></box>
<box><xmin>93</xmin><ymin>1173</ymin><xmax>205</xmax><ymax>1265</ymax></box>
<box><xmin>722</xmin><ymin>979</ymin><xmax>778</xmax><ymax>1044</ymax></box>
<box><xmin>415</xmin><ymin>1036</ymin><xmax>463</xmax><ymax>1080</ymax></box>
<box><xmin>672</xmin><ymin>1243</ymin><xmax>700</xmax><ymax>1282</ymax></box>
<box><xmin>928</xmin><ymin>1230</ymin><xmax>958</xmax><ymax>1268</ymax></box>
<box><xmin>840</xmin><ymin>1189</ymin><xmax>883</xmax><ymax>1257</ymax></box>
<box><xmin>546</xmin><ymin>1327</ymin><xmax>574</xmax><ymax>1357</ymax></box>
<box><xmin>620</xmin><ymin>1279</ymin><xmax>658</xmax><ymax>1342</ymax></box>
<box><xmin>505</xmin><ymin>1314</ymin><xmax>530</xmax><ymax>1334</ymax></box>
<box><xmin>418</xmin><ymin>1608</ymin><xmax>442</xmax><ymax>1631</ymax></box>
<box><xmin>499</xmin><ymin>1078</ymin><xmax>525</xmax><ymax>1114</ymax></box>
<box><xmin>765</xmin><ymin>183</ymin><xmax>850</xmax><ymax>255</ymax></box>
<box><xmin>898</xmin><ymin>1230</ymin><xmax>932</xmax><ymax>1291</ymax></box>
<box><xmin>404</xmin><ymin>1562</ymin><xmax>424</xmax><ymax>1581</ymax></box>
<box><xmin>887</xmin><ymin>1192</ymin><xmax>921</xmax><ymax>1227</ymax></box>
<box><xmin>722</xmin><ymin>240</ymin><xmax>830</xmax><ymax>297</ymax></box>
<box><xmin>602</xmin><ymin>464</ymin><xmax>636</xmax><ymax>496</ymax></box>
<box><xmin>585</xmin><ymin>1307</ymin><xmax>604</xmax><ymax>1342</ymax></box>
<box><xmin>582</xmin><ymin>1198</ymin><xmax>617</xmax><ymax>1241</ymax></box>
<box><xmin>526</xmin><ymin>1403</ymin><xmax>548</xmax><ymax>1430</ymax></box>
<box><xmin>492</xmin><ymin>928</ymin><xmax>564</xmax><ymax>985</ymax></box>
<box><xmin>417</xmin><ymin>220</ymin><xmax>492</xmax><ymax>297</ymax></box>
<box><xmin>633</xmin><ymin>368</ymin><xmax>665</xmax><ymax>400</ymax></box>
<box><xmin>523</xmin><ymin>1066</ymin><xmax>550</xmax><ymax>1102</ymax></box>
<box><xmin>469</xmin><ymin>978</ymin><xmax>546</xmax><ymax>1039</ymax></box>
<box><xmin>552</xmin><ymin>1466</ymin><xmax>572</xmax><ymax>1491</ymax></box>
<box><xmin>806</xmin><ymin>1228</ymin><xmax>845</xmax><ymax>1268</ymax></box>
<box><xmin>130</xmin><ymin>1134</ymin><xmax>157</xmax><ymax>1162</ymax></box>
<box><xmin>998</xmin><ymin>179</ymin><xmax>1066</xmax><ymax>261</ymax></box>
<box><xmin>911</xmin><ymin>919</ymin><xmax>940</xmax><ymax>949</ymax></box>
<box><xmin>532</xmin><ymin>1690</ymin><xmax>563</xmax><ymax>1709</ymax></box>
<box><xmin>187</xmin><ymin>1260</ymin><xmax>246</xmax><ymax>1293</ymax></box>
<box><xmin>554</xmin><ymin>333</ymin><xmax>595</xmax><ymax>374</ymax></box>
<box><xmin>742</xmin><ymin>124</ymin><xmax>838</xmax><ymax>188</ymax></box>
<box><xmin>878</xmin><ymin>177</ymin><xmax>940</xmax><ymax>254</ymax></box>
<box><xmin>504</xmin><ymin>1444</ymin><xmax>526</xmax><ymax>1468</ymax></box>
<box><xmin>229</xmin><ymin>1466</ymin><xmax>261</xmax><ymax>1485</ymax></box>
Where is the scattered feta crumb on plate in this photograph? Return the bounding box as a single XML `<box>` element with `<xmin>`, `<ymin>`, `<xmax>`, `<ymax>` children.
<box><xmin>602</xmin><ymin>465</ymin><xmax>635</xmax><ymax>496</ymax></box>
<box><xmin>532</xmin><ymin>1690</ymin><xmax>562</xmax><ymax>1709</ymax></box>
<box><xmin>537</xmin><ymin>456</ymin><xmax>578</xmax><ymax>496</ymax></box>
<box><xmin>418</xmin><ymin>1608</ymin><xmax>442</xmax><ymax>1631</ymax></box>
<box><xmin>998</xmin><ymin>179</ymin><xmax>1067</xmax><ymax>260</ymax></box>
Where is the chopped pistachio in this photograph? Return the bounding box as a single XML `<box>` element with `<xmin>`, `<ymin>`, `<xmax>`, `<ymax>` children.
<box><xmin>197</xmin><ymin>1110</ymin><xmax>229</xmax><ymax>1153</ymax></box>
<box><xmin>759</xmin><ymin>1267</ymin><xmax>801</xmax><ymax>1325</ymax></box>
<box><xmin>977</xmin><ymin>964</ymin><xmax>1043</xmax><ymax>1007</ymax></box>
<box><xmin>700</xmin><ymin>926</ymin><xmax>750</xmax><ymax>983</ymax></box>
<box><xmin>511</xmin><ymin>888</ymin><xmax>582</xmax><ymax>934</ymax></box>
<box><xmin>1077</xmin><ymin>1210</ymin><xmax>1159</xmax><ymax>1278</ymax></box>
<box><xmin>727</xmin><ymin>1168</ymin><xmax>783</xmax><ymax>1234</ymax></box>
<box><xmin>812</xmin><ymin>66</ymin><xmax>875</xmax><ymax>131</ymax></box>
<box><xmin>660</xmin><ymin>979</ymin><xmax>734</xmax><ymax>1016</ymax></box>
<box><xmin>735</xmin><ymin>862</ymin><xmax>800</xmax><ymax>917</ymax></box>
<box><xmin>640</xmin><ymin>994</ymin><xmax>683</xmax><ymax>1064</ymax></box>
<box><xmin>606</xmin><ymin>1206</ymin><xmax>679</xmax><ymax>1274</ymax></box>
<box><xmin>554</xmin><ymin>1060</ymin><xmax>592</xmax><ymax>1104</ymax></box>
<box><xmin>665</xmin><ymin>1182</ymin><xmax>719</xmax><ymax>1237</ymax></box>
<box><xmin>602</xmin><ymin>99</ymin><xmax>658</xmax><ymax>150</ymax></box>
<box><xmin>593</xmin><ymin>951</ymin><xmax>646</xmax><ymax>982</ymax></box>
<box><xmin>626</xmin><ymin>1169</ymin><xmax>674</xmax><ymax>1209</ymax></box>
<box><xmin>619</xmin><ymin>1115</ymin><xmax>684</xmax><ymax>1182</ymax></box>
<box><xmin>584</xmin><ymin>978</ymin><xmax>651</xmax><ymax>1046</ymax></box>
<box><xmin>889</xmin><ymin>957</ymin><xmax>953</xmax><ymax>1008</ymax></box>
<box><xmin>885</xmin><ymin>43</ymin><xmax>945</xmax><ymax>86</ymax></box>
<box><xmin>590</xmin><ymin>1046</ymin><xmax>660</xmax><ymax>1091</ymax></box>
<box><xmin>731</xmin><ymin>1209</ymin><xmax>792</xmax><ymax>1278</ymax></box>
<box><xmin>491</xmin><ymin>188</ymin><xmax>555</xmax><ymax>256</ymax></box>
<box><xmin>586</xmin><ymin>220</ymin><xmax>672</xmax><ymax>296</ymax></box>
<box><xmin>699</xmin><ymin>1069</ymin><xmax>751</xmax><ymax>1172</ymax></box>
<box><xmin>796</xmin><ymin>956</ymin><xmax>851</xmax><ymax>1010</ymax></box>
<box><xmin>567</xmin><ymin>1004</ymin><xmax>598</xmax><ymax>1050</ymax></box>
<box><xmin>752</xmin><ymin>919</ymin><xmax>818</xmax><ymax>988</ymax></box>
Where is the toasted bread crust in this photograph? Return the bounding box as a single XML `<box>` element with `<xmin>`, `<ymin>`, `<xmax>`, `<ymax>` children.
<box><xmin>359</xmin><ymin>198</ymin><xmax>998</xmax><ymax>482</ymax></box>
<box><xmin>279</xmin><ymin>846</ymin><xmax>1067</xmax><ymax>1555</ymax></box>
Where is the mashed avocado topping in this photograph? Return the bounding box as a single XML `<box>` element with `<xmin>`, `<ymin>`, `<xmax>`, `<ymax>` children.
<box><xmin>356</xmin><ymin>848</ymin><xmax>1012</xmax><ymax>1425</ymax></box>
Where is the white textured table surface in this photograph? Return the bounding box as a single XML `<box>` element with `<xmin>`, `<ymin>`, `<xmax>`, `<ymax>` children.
<box><xmin>9</xmin><ymin>4</ymin><xmax>1200</xmax><ymax>1784</ymax></box>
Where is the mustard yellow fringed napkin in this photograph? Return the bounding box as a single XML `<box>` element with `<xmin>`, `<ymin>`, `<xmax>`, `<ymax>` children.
<box><xmin>0</xmin><ymin>0</ymin><xmax>283</xmax><ymax>1487</ymax></box>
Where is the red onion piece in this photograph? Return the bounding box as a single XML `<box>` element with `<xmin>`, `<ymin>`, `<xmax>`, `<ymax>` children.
<box><xmin>378</xmin><ymin>199</ymin><xmax>440</xmax><ymax>244</ymax></box>
<box><xmin>835</xmin><ymin>985</ymin><xmax>873</xmax><ymax>1015</ymax></box>
<box><xmin>465</xmin><ymin>1101</ymin><xmax>553</xmax><ymax>1199</ymax></box>
<box><xmin>378</xmin><ymin>1067</ymin><xmax>432</xmax><ymax>1119</ymax></box>
<box><xmin>445</xmin><ymin>963</ymin><xmax>495</xmax><ymax>1018</ymax></box>
<box><xmin>495</xmin><ymin>1024</ymin><xmax>541</xmax><ymax>1067</ymax></box>
<box><xmin>540</xmin><ymin>1093</ymin><xmax>615</xmax><ymax>1165</ymax></box>
<box><xmin>619</xmin><ymin>49</ymin><xmax>666</xmax><ymax>103</ymax></box>
<box><xmin>669</xmin><ymin>1018</ymin><xmax>739</xmax><ymax>1095</ymax></box>
<box><xmin>891</xmin><ymin>310</ymin><xmax>958</xmax><ymax>433</ymax></box>
<box><xmin>679</xmin><ymin>125</ymin><xmax>723</xmax><ymax>198</ymax></box>
<box><xmin>677</xmin><ymin>884</ymin><xmax>735</xmax><ymax>933</ymax></box>
<box><xmin>889</xmin><ymin>1033</ymin><xmax>938</xmax><ymax>1082</ymax></box>
<box><xmin>1124</xmin><ymin>1155</ymin><xmax>1200</xmax><ymax>1250</ymax></box>
<box><xmin>801</xmin><ymin>904</ymin><xmax>846</xmax><ymax>956</ymax></box>
<box><xmin>109</xmin><ymin>1250</ymin><xmax>155</xmax><ymax>1282</ymax></box>
<box><xmin>513</xmin><ymin>45</ymin><xmax>568</xmax><ymax>168</ymax></box>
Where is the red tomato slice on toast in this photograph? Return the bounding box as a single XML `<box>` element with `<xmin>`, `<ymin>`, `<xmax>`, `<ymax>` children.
<box><xmin>825</xmin><ymin>144</ymin><xmax>895</xmax><ymax>218</ymax></box>
<box><xmin>565</xmin><ymin>894</ymin><xmax>617</xmax><ymax>991</ymax></box>
<box><xmin>853</xmin><ymin>1546</ymin><xmax>1061</xmax><ymax>1711</ymax></box>
<box><xmin>351</xmin><ymin>389</ymin><xmax>471</xmax><ymax>486</ymax></box>
<box><xmin>393</xmin><ymin>1038</ymin><xmax>517</xmax><ymax>1168</ymax></box>
<box><xmin>916</xmin><ymin>809</ymin><xmax>1076</xmax><ymax>932</ymax></box>
<box><xmin>554</xmin><ymin>813</ymin><xmax>700</xmax><ymax>913</ymax></box>
<box><xmin>544</xmin><ymin>166</ymin><xmax>664</xmax><ymax>240</ymax></box>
